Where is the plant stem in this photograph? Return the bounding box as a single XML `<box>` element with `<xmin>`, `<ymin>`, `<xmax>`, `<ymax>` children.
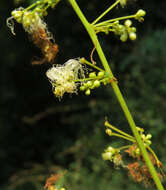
<box><xmin>111</xmin><ymin>132</ymin><xmax>135</xmax><ymax>142</ymax></box>
<box><xmin>92</xmin><ymin>0</ymin><xmax>120</xmax><ymax>25</ymax></box>
<box><xmin>94</xmin><ymin>14</ymin><xmax>136</xmax><ymax>27</ymax></box>
<box><xmin>105</xmin><ymin>121</ymin><xmax>134</xmax><ymax>139</ymax></box>
<box><xmin>68</xmin><ymin>0</ymin><xmax>164</xmax><ymax>189</ymax></box>
<box><xmin>79</xmin><ymin>57</ymin><xmax>104</xmax><ymax>71</ymax></box>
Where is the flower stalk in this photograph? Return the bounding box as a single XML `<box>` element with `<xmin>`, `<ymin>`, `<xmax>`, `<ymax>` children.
<box><xmin>68</xmin><ymin>0</ymin><xmax>164</xmax><ymax>189</ymax></box>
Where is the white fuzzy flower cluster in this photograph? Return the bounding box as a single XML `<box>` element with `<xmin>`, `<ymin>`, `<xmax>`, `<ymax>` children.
<box><xmin>46</xmin><ymin>59</ymin><xmax>85</xmax><ymax>99</ymax></box>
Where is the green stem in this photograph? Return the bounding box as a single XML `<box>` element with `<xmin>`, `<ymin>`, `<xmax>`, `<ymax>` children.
<box><xmin>105</xmin><ymin>121</ymin><xmax>134</xmax><ymax>139</ymax></box>
<box><xmin>79</xmin><ymin>57</ymin><xmax>104</xmax><ymax>71</ymax></box>
<box><xmin>111</xmin><ymin>132</ymin><xmax>135</xmax><ymax>142</ymax></box>
<box><xmin>68</xmin><ymin>0</ymin><xmax>164</xmax><ymax>189</ymax></box>
<box><xmin>92</xmin><ymin>0</ymin><xmax>120</xmax><ymax>25</ymax></box>
<box><xmin>94</xmin><ymin>14</ymin><xmax>136</xmax><ymax>27</ymax></box>
<box><xmin>147</xmin><ymin>146</ymin><xmax>161</xmax><ymax>166</ymax></box>
<box><xmin>118</xmin><ymin>145</ymin><xmax>132</xmax><ymax>151</ymax></box>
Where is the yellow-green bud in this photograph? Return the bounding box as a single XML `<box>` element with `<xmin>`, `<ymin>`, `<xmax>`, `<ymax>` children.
<box><xmin>146</xmin><ymin>134</ymin><xmax>152</xmax><ymax>139</ymax></box>
<box><xmin>125</xmin><ymin>20</ymin><xmax>132</xmax><ymax>27</ymax></box>
<box><xmin>135</xmin><ymin>148</ymin><xmax>140</xmax><ymax>155</ymax></box>
<box><xmin>83</xmin><ymin>83</ymin><xmax>89</xmax><ymax>88</ymax></box>
<box><xmin>141</xmin><ymin>134</ymin><xmax>146</xmax><ymax>140</ymax></box>
<box><xmin>146</xmin><ymin>140</ymin><xmax>152</xmax><ymax>146</ymax></box>
<box><xmin>136</xmin><ymin>9</ymin><xmax>146</xmax><ymax>17</ymax></box>
<box><xmin>105</xmin><ymin>129</ymin><xmax>112</xmax><ymax>136</ymax></box>
<box><xmin>85</xmin><ymin>89</ymin><xmax>91</xmax><ymax>96</ymax></box>
<box><xmin>131</xmin><ymin>27</ymin><xmax>136</xmax><ymax>33</ymax></box>
<box><xmin>97</xmin><ymin>71</ymin><xmax>105</xmax><ymax>78</ymax></box>
<box><xmin>119</xmin><ymin>0</ymin><xmax>127</xmax><ymax>7</ymax></box>
<box><xmin>103</xmin><ymin>78</ymin><xmax>109</xmax><ymax>85</ymax></box>
<box><xmin>11</xmin><ymin>10</ymin><xmax>23</xmax><ymax>23</ymax></box>
<box><xmin>106</xmin><ymin>146</ymin><xmax>116</xmax><ymax>154</ymax></box>
<box><xmin>87</xmin><ymin>81</ymin><xmax>93</xmax><ymax>87</ymax></box>
<box><xmin>102</xmin><ymin>152</ymin><xmax>112</xmax><ymax>161</ymax></box>
<box><xmin>80</xmin><ymin>86</ymin><xmax>85</xmax><ymax>91</ymax></box>
<box><xmin>89</xmin><ymin>72</ymin><xmax>96</xmax><ymax>78</ymax></box>
<box><xmin>120</xmin><ymin>33</ymin><xmax>128</xmax><ymax>42</ymax></box>
<box><xmin>94</xmin><ymin>80</ymin><xmax>100</xmax><ymax>88</ymax></box>
<box><xmin>129</xmin><ymin>32</ymin><xmax>136</xmax><ymax>40</ymax></box>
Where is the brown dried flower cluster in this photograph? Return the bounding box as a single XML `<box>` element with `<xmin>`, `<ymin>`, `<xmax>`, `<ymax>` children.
<box><xmin>31</xmin><ymin>27</ymin><xmax>59</xmax><ymax>65</ymax></box>
<box><xmin>125</xmin><ymin>145</ymin><xmax>164</xmax><ymax>187</ymax></box>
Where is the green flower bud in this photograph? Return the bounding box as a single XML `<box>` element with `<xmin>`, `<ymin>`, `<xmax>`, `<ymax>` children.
<box><xmin>146</xmin><ymin>140</ymin><xmax>152</xmax><ymax>146</ymax></box>
<box><xmin>141</xmin><ymin>134</ymin><xmax>146</xmax><ymax>140</ymax></box>
<box><xmin>136</xmin><ymin>9</ymin><xmax>146</xmax><ymax>17</ymax></box>
<box><xmin>105</xmin><ymin>129</ymin><xmax>112</xmax><ymax>136</ymax></box>
<box><xmin>102</xmin><ymin>152</ymin><xmax>112</xmax><ymax>161</ymax></box>
<box><xmin>106</xmin><ymin>146</ymin><xmax>116</xmax><ymax>154</ymax></box>
<box><xmin>125</xmin><ymin>19</ymin><xmax>132</xmax><ymax>27</ymax></box>
<box><xmin>97</xmin><ymin>71</ymin><xmax>105</xmax><ymax>78</ymax></box>
<box><xmin>102</xmin><ymin>78</ymin><xmax>109</xmax><ymax>85</ymax></box>
<box><xmin>119</xmin><ymin>0</ymin><xmax>127</xmax><ymax>7</ymax></box>
<box><xmin>80</xmin><ymin>86</ymin><xmax>85</xmax><ymax>91</ymax></box>
<box><xmin>129</xmin><ymin>32</ymin><xmax>136</xmax><ymax>40</ymax></box>
<box><xmin>89</xmin><ymin>72</ymin><xmax>96</xmax><ymax>78</ymax></box>
<box><xmin>146</xmin><ymin>134</ymin><xmax>152</xmax><ymax>139</ymax></box>
<box><xmin>85</xmin><ymin>89</ymin><xmax>91</xmax><ymax>96</ymax></box>
<box><xmin>131</xmin><ymin>27</ymin><xmax>136</xmax><ymax>33</ymax></box>
<box><xmin>83</xmin><ymin>83</ymin><xmax>89</xmax><ymax>88</ymax></box>
<box><xmin>120</xmin><ymin>33</ymin><xmax>128</xmax><ymax>42</ymax></box>
<box><xmin>135</xmin><ymin>148</ymin><xmax>140</xmax><ymax>155</ymax></box>
<box><xmin>87</xmin><ymin>81</ymin><xmax>93</xmax><ymax>87</ymax></box>
<box><xmin>94</xmin><ymin>80</ymin><xmax>100</xmax><ymax>88</ymax></box>
<box><xmin>11</xmin><ymin>10</ymin><xmax>23</xmax><ymax>23</ymax></box>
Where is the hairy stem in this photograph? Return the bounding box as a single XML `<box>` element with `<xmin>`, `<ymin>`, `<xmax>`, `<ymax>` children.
<box><xmin>68</xmin><ymin>0</ymin><xmax>164</xmax><ymax>189</ymax></box>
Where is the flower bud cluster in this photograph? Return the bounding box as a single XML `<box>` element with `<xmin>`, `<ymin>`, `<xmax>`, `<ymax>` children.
<box><xmin>135</xmin><ymin>9</ymin><xmax>146</xmax><ymax>22</ymax></box>
<box><xmin>102</xmin><ymin>146</ymin><xmax>123</xmax><ymax>166</ymax></box>
<box><xmin>46</xmin><ymin>59</ymin><xmax>85</xmax><ymax>99</ymax></box>
<box><xmin>113</xmin><ymin>20</ymin><xmax>137</xmax><ymax>42</ymax></box>
<box><xmin>141</xmin><ymin>133</ymin><xmax>152</xmax><ymax>146</ymax></box>
<box><xmin>93</xmin><ymin>9</ymin><xmax>146</xmax><ymax>42</ymax></box>
<box><xmin>79</xmin><ymin>71</ymin><xmax>109</xmax><ymax>96</ymax></box>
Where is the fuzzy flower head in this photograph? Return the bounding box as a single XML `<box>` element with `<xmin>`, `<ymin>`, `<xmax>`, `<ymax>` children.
<box><xmin>46</xmin><ymin>59</ymin><xmax>85</xmax><ymax>99</ymax></box>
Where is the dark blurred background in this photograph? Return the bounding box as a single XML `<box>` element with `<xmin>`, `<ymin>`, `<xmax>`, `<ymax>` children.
<box><xmin>1</xmin><ymin>0</ymin><xmax>166</xmax><ymax>189</ymax></box>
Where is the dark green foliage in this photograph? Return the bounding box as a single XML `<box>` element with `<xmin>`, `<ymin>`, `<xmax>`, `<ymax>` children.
<box><xmin>1</xmin><ymin>0</ymin><xmax>166</xmax><ymax>189</ymax></box>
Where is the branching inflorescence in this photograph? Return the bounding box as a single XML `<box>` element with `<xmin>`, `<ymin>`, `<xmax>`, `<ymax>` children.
<box><xmin>7</xmin><ymin>0</ymin><xmax>165</xmax><ymax>190</ymax></box>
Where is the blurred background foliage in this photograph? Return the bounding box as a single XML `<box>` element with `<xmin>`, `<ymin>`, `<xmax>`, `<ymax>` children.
<box><xmin>1</xmin><ymin>0</ymin><xmax>166</xmax><ymax>189</ymax></box>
